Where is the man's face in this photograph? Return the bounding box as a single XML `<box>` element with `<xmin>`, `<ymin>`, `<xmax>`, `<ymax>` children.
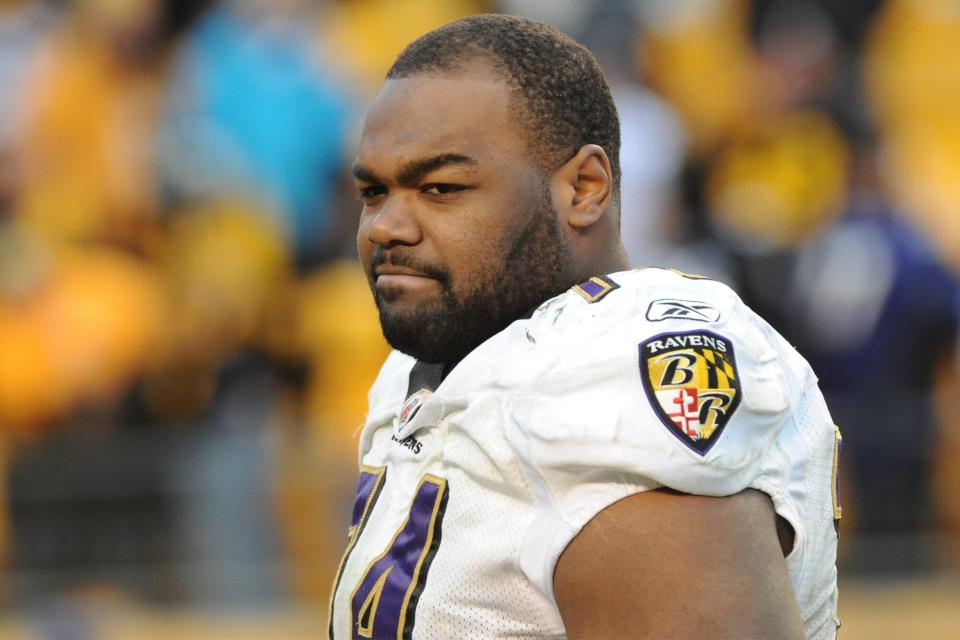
<box><xmin>354</xmin><ymin>68</ymin><xmax>573</xmax><ymax>364</ymax></box>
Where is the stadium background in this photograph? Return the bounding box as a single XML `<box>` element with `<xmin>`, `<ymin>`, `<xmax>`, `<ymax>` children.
<box><xmin>0</xmin><ymin>0</ymin><xmax>958</xmax><ymax>637</ymax></box>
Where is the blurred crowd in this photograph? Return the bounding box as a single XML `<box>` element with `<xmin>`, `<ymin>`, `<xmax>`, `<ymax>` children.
<box><xmin>0</xmin><ymin>0</ymin><xmax>958</xmax><ymax>615</ymax></box>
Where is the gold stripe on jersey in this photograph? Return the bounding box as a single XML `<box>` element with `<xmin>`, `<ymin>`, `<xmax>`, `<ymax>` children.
<box><xmin>832</xmin><ymin>426</ymin><xmax>843</xmax><ymax>522</ymax></box>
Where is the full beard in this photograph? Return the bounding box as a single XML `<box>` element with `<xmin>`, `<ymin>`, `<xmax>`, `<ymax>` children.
<box><xmin>373</xmin><ymin>185</ymin><xmax>572</xmax><ymax>365</ymax></box>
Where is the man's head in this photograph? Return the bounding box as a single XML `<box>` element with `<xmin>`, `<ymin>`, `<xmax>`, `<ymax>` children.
<box><xmin>386</xmin><ymin>14</ymin><xmax>622</xmax><ymax>194</ymax></box>
<box><xmin>354</xmin><ymin>14</ymin><xmax>627</xmax><ymax>365</ymax></box>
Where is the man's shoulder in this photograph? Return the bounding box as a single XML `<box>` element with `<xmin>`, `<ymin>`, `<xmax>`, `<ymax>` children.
<box><xmin>519</xmin><ymin>268</ymin><xmax>813</xmax><ymax>472</ymax></box>
<box><xmin>526</xmin><ymin>268</ymin><xmax>752</xmax><ymax>367</ymax></box>
<box><xmin>542</xmin><ymin>266</ymin><xmax>739</xmax><ymax>321</ymax></box>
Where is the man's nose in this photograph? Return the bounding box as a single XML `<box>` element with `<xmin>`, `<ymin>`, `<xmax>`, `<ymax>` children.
<box><xmin>366</xmin><ymin>193</ymin><xmax>423</xmax><ymax>247</ymax></box>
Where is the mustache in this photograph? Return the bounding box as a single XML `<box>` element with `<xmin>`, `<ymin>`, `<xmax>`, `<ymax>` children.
<box><xmin>371</xmin><ymin>246</ymin><xmax>450</xmax><ymax>283</ymax></box>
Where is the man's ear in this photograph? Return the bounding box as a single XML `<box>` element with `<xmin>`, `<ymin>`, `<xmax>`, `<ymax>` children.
<box><xmin>552</xmin><ymin>144</ymin><xmax>613</xmax><ymax>229</ymax></box>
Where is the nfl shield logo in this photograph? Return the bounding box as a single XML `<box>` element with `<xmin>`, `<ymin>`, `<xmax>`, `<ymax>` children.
<box><xmin>398</xmin><ymin>388</ymin><xmax>431</xmax><ymax>430</ymax></box>
<box><xmin>639</xmin><ymin>330</ymin><xmax>742</xmax><ymax>455</ymax></box>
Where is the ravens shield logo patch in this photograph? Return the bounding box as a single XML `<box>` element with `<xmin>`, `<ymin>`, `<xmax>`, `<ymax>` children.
<box><xmin>639</xmin><ymin>330</ymin><xmax>742</xmax><ymax>455</ymax></box>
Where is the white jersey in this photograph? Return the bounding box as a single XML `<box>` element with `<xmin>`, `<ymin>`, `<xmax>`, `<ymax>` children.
<box><xmin>329</xmin><ymin>268</ymin><xmax>840</xmax><ymax>640</ymax></box>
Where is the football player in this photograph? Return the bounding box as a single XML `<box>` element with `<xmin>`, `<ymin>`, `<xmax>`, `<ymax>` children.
<box><xmin>328</xmin><ymin>14</ymin><xmax>839</xmax><ymax>640</ymax></box>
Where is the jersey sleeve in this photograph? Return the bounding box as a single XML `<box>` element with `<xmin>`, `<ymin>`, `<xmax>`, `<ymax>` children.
<box><xmin>509</xmin><ymin>272</ymin><xmax>813</xmax><ymax>602</ymax></box>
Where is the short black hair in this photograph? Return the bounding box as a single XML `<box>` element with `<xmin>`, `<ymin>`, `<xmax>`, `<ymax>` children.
<box><xmin>387</xmin><ymin>14</ymin><xmax>621</xmax><ymax>199</ymax></box>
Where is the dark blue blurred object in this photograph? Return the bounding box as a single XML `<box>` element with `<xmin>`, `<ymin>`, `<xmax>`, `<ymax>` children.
<box><xmin>787</xmin><ymin>209</ymin><xmax>959</xmax><ymax>569</ymax></box>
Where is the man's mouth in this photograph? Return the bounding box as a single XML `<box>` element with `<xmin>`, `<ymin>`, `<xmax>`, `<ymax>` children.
<box><xmin>375</xmin><ymin>265</ymin><xmax>434</xmax><ymax>279</ymax></box>
<box><xmin>375</xmin><ymin>264</ymin><xmax>437</xmax><ymax>286</ymax></box>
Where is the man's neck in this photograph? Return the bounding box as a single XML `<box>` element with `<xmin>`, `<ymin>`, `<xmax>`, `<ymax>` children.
<box><xmin>572</xmin><ymin>240</ymin><xmax>631</xmax><ymax>283</ymax></box>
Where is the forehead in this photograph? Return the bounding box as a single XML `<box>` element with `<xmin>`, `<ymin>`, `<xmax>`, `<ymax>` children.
<box><xmin>358</xmin><ymin>69</ymin><xmax>524</xmax><ymax>170</ymax></box>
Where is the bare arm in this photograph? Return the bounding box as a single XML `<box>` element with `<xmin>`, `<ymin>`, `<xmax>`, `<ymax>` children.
<box><xmin>554</xmin><ymin>488</ymin><xmax>804</xmax><ymax>640</ymax></box>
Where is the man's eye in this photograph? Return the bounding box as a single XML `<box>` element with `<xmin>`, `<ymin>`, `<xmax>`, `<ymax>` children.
<box><xmin>358</xmin><ymin>186</ymin><xmax>386</xmax><ymax>202</ymax></box>
<box><xmin>422</xmin><ymin>184</ymin><xmax>465</xmax><ymax>196</ymax></box>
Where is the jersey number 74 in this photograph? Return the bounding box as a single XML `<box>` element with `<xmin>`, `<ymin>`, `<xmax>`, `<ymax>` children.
<box><xmin>329</xmin><ymin>468</ymin><xmax>449</xmax><ymax>640</ymax></box>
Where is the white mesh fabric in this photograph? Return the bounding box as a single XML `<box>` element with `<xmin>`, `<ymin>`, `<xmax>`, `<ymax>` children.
<box><xmin>786</xmin><ymin>382</ymin><xmax>841</xmax><ymax>639</ymax></box>
<box><xmin>410</xmin><ymin>412</ymin><xmax>565</xmax><ymax>639</ymax></box>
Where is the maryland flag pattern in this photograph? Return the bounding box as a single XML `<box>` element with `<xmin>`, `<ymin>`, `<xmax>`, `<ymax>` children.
<box><xmin>639</xmin><ymin>330</ymin><xmax>742</xmax><ymax>455</ymax></box>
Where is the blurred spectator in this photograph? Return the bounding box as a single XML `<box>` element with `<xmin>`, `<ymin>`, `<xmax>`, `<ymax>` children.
<box><xmin>0</xmin><ymin>230</ymin><xmax>165</xmax><ymax>439</ymax></box>
<box><xmin>139</xmin><ymin>199</ymin><xmax>290</xmax><ymax>422</ymax></box>
<box><xmin>157</xmin><ymin>0</ymin><xmax>354</xmax><ymax>262</ymax></box>
<box><xmin>13</xmin><ymin>0</ymin><xmax>168</xmax><ymax>246</ymax></box>
<box><xmin>576</xmin><ymin>1</ymin><xmax>687</xmax><ymax>268</ymax></box>
<box><xmin>865</xmin><ymin>0</ymin><xmax>960</xmax><ymax>272</ymax></box>
<box><xmin>692</xmin><ymin>106</ymin><xmax>851</xmax><ymax>342</ymax></box>
<box><xmin>749</xmin><ymin>0</ymin><xmax>859</xmax><ymax>123</ymax></box>
<box><xmin>294</xmin><ymin>262</ymin><xmax>390</xmax><ymax>452</ymax></box>
<box><xmin>707</xmin><ymin>109</ymin><xmax>849</xmax><ymax>253</ymax></box>
<box><xmin>785</xmin><ymin>143</ymin><xmax>959</xmax><ymax>572</ymax></box>
<box><xmin>638</xmin><ymin>0</ymin><xmax>759</xmax><ymax>156</ymax></box>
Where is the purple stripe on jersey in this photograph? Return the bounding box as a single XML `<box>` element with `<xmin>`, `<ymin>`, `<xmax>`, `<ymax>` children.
<box><xmin>352</xmin><ymin>471</ymin><xmax>382</xmax><ymax>528</ymax></box>
<box><xmin>578</xmin><ymin>279</ymin><xmax>606</xmax><ymax>297</ymax></box>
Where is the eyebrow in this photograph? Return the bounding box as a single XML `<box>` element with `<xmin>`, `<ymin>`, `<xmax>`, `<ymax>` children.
<box><xmin>352</xmin><ymin>153</ymin><xmax>478</xmax><ymax>186</ymax></box>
